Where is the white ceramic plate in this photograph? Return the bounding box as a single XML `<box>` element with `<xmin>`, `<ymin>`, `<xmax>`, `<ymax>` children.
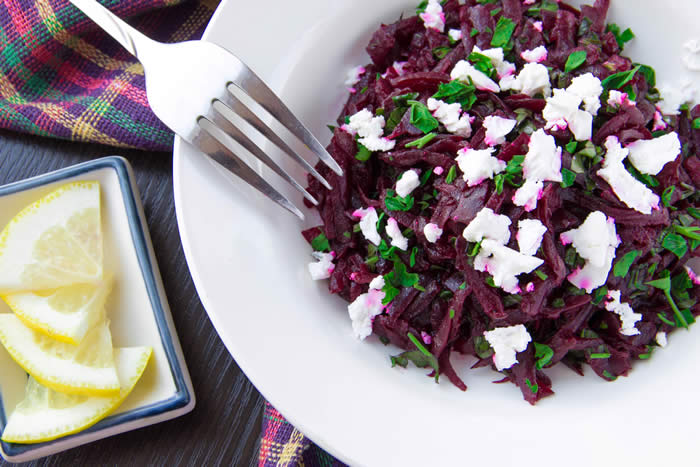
<box><xmin>0</xmin><ymin>157</ymin><xmax>194</xmax><ymax>463</ymax></box>
<box><xmin>173</xmin><ymin>2</ymin><xmax>699</xmax><ymax>465</ymax></box>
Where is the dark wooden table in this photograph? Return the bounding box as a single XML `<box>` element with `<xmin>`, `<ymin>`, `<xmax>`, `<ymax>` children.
<box><xmin>0</xmin><ymin>129</ymin><xmax>263</xmax><ymax>466</ymax></box>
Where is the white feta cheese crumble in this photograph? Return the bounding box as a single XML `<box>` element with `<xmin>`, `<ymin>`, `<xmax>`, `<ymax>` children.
<box><xmin>424</xmin><ymin>223</ymin><xmax>443</xmax><ymax>243</ymax></box>
<box><xmin>626</xmin><ymin>132</ymin><xmax>681</xmax><ymax>176</ymax></box>
<box><xmin>448</xmin><ymin>28</ymin><xmax>462</xmax><ymax>42</ymax></box>
<box><xmin>308</xmin><ymin>252</ymin><xmax>335</xmax><ymax>280</ymax></box>
<box><xmin>344</xmin><ymin>65</ymin><xmax>366</xmax><ymax>87</ymax></box>
<box><xmin>352</xmin><ymin>207</ymin><xmax>381</xmax><ymax>246</ymax></box>
<box><xmin>419</xmin><ymin>0</ymin><xmax>445</xmax><ymax>32</ymax></box>
<box><xmin>474</xmin><ymin>240</ymin><xmax>544</xmax><ymax>293</ymax></box>
<box><xmin>483</xmin><ymin>115</ymin><xmax>517</xmax><ymax>146</ymax></box>
<box><xmin>596</xmin><ymin>136</ymin><xmax>660</xmax><ymax>214</ymax></box>
<box><xmin>682</xmin><ymin>38</ymin><xmax>700</xmax><ymax>71</ymax></box>
<box><xmin>658</xmin><ymin>78</ymin><xmax>696</xmax><ymax>115</ymax></box>
<box><xmin>451</xmin><ymin>60</ymin><xmax>500</xmax><ymax>93</ymax></box>
<box><xmin>396</xmin><ymin>169</ymin><xmax>421</xmax><ymax>198</ymax></box>
<box><xmin>561</xmin><ymin>211</ymin><xmax>620</xmax><ymax>293</ymax></box>
<box><xmin>346</xmin><ymin>109</ymin><xmax>396</xmax><ymax>152</ymax></box>
<box><xmin>605</xmin><ymin>290</ymin><xmax>642</xmax><ymax>336</ymax></box>
<box><xmin>348</xmin><ymin>288</ymin><xmax>385</xmax><ymax>340</ymax></box>
<box><xmin>513</xmin><ymin>179</ymin><xmax>543</xmax><ymax>212</ymax></box>
<box><xmin>386</xmin><ymin>217</ymin><xmax>409</xmax><ymax>250</ymax></box>
<box><xmin>472</xmin><ymin>46</ymin><xmax>516</xmax><ymax>79</ymax></box>
<box><xmin>462</xmin><ymin>207</ymin><xmax>512</xmax><ymax>245</ymax></box>
<box><xmin>499</xmin><ymin>63</ymin><xmax>551</xmax><ymax>97</ymax></box>
<box><xmin>369</xmin><ymin>275</ymin><xmax>385</xmax><ymax>290</ymax></box>
<box><xmin>455</xmin><ymin>147</ymin><xmax>506</xmax><ymax>187</ymax></box>
<box><xmin>607</xmin><ymin>90</ymin><xmax>635</xmax><ymax>109</ymax></box>
<box><xmin>543</xmin><ymin>88</ymin><xmax>593</xmax><ymax>141</ymax></box>
<box><xmin>520</xmin><ymin>46</ymin><xmax>548</xmax><ymax>63</ymax></box>
<box><xmin>542</xmin><ymin>73</ymin><xmax>602</xmax><ymax>140</ymax></box>
<box><xmin>517</xmin><ymin>219</ymin><xmax>547</xmax><ymax>256</ymax></box>
<box><xmin>483</xmin><ymin>324</ymin><xmax>532</xmax><ymax>371</ymax></box>
<box><xmin>512</xmin><ymin>129</ymin><xmax>562</xmax><ymax>211</ymax></box>
<box><xmin>567</xmin><ymin>73</ymin><xmax>604</xmax><ymax>115</ymax></box>
<box><xmin>427</xmin><ymin>98</ymin><xmax>473</xmax><ymax>136</ymax></box>
<box><xmin>656</xmin><ymin>331</ymin><xmax>668</xmax><ymax>348</ymax></box>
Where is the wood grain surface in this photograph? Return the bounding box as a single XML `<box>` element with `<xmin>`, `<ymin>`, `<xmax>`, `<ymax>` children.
<box><xmin>0</xmin><ymin>130</ymin><xmax>263</xmax><ymax>466</ymax></box>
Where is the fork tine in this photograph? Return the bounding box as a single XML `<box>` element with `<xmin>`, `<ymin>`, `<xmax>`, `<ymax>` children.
<box><xmin>195</xmin><ymin>118</ymin><xmax>305</xmax><ymax>220</ymax></box>
<box><xmin>220</xmin><ymin>92</ymin><xmax>332</xmax><ymax>191</ymax></box>
<box><xmin>211</xmin><ymin>100</ymin><xmax>318</xmax><ymax>206</ymax></box>
<box><xmin>226</xmin><ymin>77</ymin><xmax>343</xmax><ymax>177</ymax></box>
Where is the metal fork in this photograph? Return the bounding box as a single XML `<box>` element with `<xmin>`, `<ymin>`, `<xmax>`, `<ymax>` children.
<box><xmin>69</xmin><ymin>0</ymin><xmax>342</xmax><ymax>219</ymax></box>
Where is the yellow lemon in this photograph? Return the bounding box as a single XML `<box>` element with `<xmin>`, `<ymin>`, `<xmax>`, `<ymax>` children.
<box><xmin>1</xmin><ymin>347</ymin><xmax>152</xmax><ymax>444</ymax></box>
<box><xmin>0</xmin><ymin>314</ymin><xmax>119</xmax><ymax>396</ymax></box>
<box><xmin>0</xmin><ymin>181</ymin><xmax>103</xmax><ymax>293</ymax></box>
<box><xmin>1</xmin><ymin>275</ymin><xmax>113</xmax><ymax>345</ymax></box>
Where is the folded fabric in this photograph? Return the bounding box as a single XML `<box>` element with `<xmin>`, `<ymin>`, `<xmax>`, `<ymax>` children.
<box><xmin>0</xmin><ymin>0</ymin><xmax>214</xmax><ymax>151</ymax></box>
<box><xmin>259</xmin><ymin>402</ymin><xmax>346</xmax><ymax>467</ymax></box>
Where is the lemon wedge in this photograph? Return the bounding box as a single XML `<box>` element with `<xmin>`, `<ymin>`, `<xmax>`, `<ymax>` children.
<box><xmin>1</xmin><ymin>275</ymin><xmax>113</xmax><ymax>345</ymax></box>
<box><xmin>0</xmin><ymin>314</ymin><xmax>119</xmax><ymax>396</ymax></box>
<box><xmin>0</xmin><ymin>181</ymin><xmax>103</xmax><ymax>293</ymax></box>
<box><xmin>1</xmin><ymin>347</ymin><xmax>152</xmax><ymax>444</ymax></box>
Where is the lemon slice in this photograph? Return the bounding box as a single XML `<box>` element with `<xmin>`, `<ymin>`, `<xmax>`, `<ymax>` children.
<box><xmin>1</xmin><ymin>347</ymin><xmax>152</xmax><ymax>444</ymax></box>
<box><xmin>0</xmin><ymin>314</ymin><xmax>119</xmax><ymax>396</ymax></box>
<box><xmin>0</xmin><ymin>181</ymin><xmax>103</xmax><ymax>293</ymax></box>
<box><xmin>1</xmin><ymin>275</ymin><xmax>113</xmax><ymax>345</ymax></box>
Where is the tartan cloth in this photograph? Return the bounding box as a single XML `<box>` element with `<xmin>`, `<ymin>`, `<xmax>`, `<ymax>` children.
<box><xmin>0</xmin><ymin>0</ymin><xmax>216</xmax><ymax>151</ymax></box>
<box><xmin>259</xmin><ymin>402</ymin><xmax>346</xmax><ymax>467</ymax></box>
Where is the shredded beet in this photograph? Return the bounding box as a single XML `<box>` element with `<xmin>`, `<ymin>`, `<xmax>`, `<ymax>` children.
<box><xmin>303</xmin><ymin>0</ymin><xmax>699</xmax><ymax>404</ymax></box>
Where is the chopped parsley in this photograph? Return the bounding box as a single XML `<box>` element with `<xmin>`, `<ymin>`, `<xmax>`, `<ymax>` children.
<box><xmin>606</xmin><ymin>23</ymin><xmax>635</xmax><ymax>49</ymax></box>
<box><xmin>490</xmin><ymin>17</ymin><xmax>515</xmax><ymax>49</ymax></box>
<box><xmin>355</xmin><ymin>143</ymin><xmax>372</xmax><ymax>161</ymax></box>
<box><xmin>662</xmin><ymin>233</ymin><xmax>687</xmax><ymax>259</ymax></box>
<box><xmin>385</xmin><ymin>189</ymin><xmax>415</xmax><ymax>212</ymax></box>
<box><xmin>601</xmin><ymin>65</ymin><xmax>640</xmax><ymax>90</ymax></box>
<box><xmin>560</xmin><ymin>168</ymin><xmax>577</xmax><ymax>188</ymax></box>
<box><xmin>432</xmin><ymin>79</ymin><xmax>478</xmax><ymax>110</ymax></box>
<box><xmin>468</xmin><ymin>52</ymin><xmax>497</xmax><ymax>79</ymax></box>
<box><xmin>534</xmin><ymin>343</ymin><xmax>554</xmax><ymax>369</ymax></box>
<box><xmin>661</xmin><ymin>186</ymin><xmax>675</xmax><ymax>207</ymax></box>
<box><xmin>693</xmin><ymin>118</ymin><xmax>700</xmax><ymax>130</ymax></box>
<box><xmin>612</xmin><ymin>250</ymin><xmax>641</xmax><ymax>277</ymax></box>
<box><xmin>311</xmin><ymin>233</ymin><xmax>331</xmax><ymax>252</ymax></box>
<box><xmin>445</xmin><ymin>165</ymin><xmax>458</xmax><ymax>184</ymax></box>
<box><xmin>405</xmin><ymin>132</ymin><xmax>437</xmax><ymax>149</ymax></box>
<box><xmin>646</xmin><ymin>273</ymin><xmax>689</xmax><ymax>329</ymax></box>
<box><xmin>564</xmin><ymin>50</ymin><xmax>587</xmax><ymax>72</ymax></box>
<box><xmin>524</xmin><ymin>378</ymin><xmax>539</xmax><ymax>394</ymax></box>
<box><xmin>408</xmin><ymin>100</ymin><xmax>440</xmax><ymax>134</ymax></box>
<box><xmin>390</xmin><ymin>332</ymin><xmax>440</xmax><ymax>383</ymax></box>
<box><xmin>433</xmin><ymin>46</ymin><xmax>452</xmax><ymax>59</ymax></box>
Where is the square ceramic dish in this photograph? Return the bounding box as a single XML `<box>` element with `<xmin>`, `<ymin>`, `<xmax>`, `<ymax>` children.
<box><xmin>0</xmin><ymin>156</ymin><xmax>195</xmax><ymax>463</ymax></box>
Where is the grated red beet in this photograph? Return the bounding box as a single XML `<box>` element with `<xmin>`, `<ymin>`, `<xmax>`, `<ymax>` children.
<box><xmin>304</xmin><ymin>0</ymin><xmax>699</xmax><ymax>404</ymax></box>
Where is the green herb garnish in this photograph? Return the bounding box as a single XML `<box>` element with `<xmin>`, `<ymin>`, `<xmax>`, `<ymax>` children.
<box><xmin>311</xmin><ymin>233</ymin><xmax>331</xmax><ymax>252</ymax></box>
<box><xmin>534</xmin><ymin>343</ymin><xmax>554</xmax><ymax>369</ymax></box>
<box><xmin>647</xmin><ymin>274</ymin><xmax>689</xmax><ymax>329</ymax></box>
<box><xmin>408</xmin><ymin>100</ymin><xmax>439</xmax><ymax>134</ymax></box>
<box><xmin>389</xmin><ymin>332</ymin><xmax>440</xmax><ymax>382</ymax></box>
<box><xmin>560</xmin><ymin>168</ymin><xmax>577</xmax><ymax>188</ymax></box>
<box><xmin>468</xmin><ymin>52</ymin><xmax>496</xmax><ymax>78</ymax></box>
<box><xmin>661</xmin><ymin>186</ymin><xmax>675</xmax><ymax>207</ymax></box>
<box><xmin>355</xmin><ymin>143</ymin><xmax>372</xmax><ymax>161</ymax></box>
<box><xmin>524</xmin><ymin>378</ymin><xmax>539</xmax><ymax>394</ymax></box>
<box><xmin>491</xmin><ymin>17</ymin><xmax>515</xmax><ymax>48</ymax></box>
<box><xmin>564</xmin><ymin>50</ymin><xmax>587</xmax><ymax>72</ymax></box>
<box><xmin>445</xmin><ymin>165</ymin><xmax>457</xmax><ymax>184</ymax></box>
<box><xmin>606</xmin><ymin>23</ymin><xmax>635</xmax><ymax>49</ymax></box>
<box><xmin>693</xmin><ymin>118</ymin><xmax>700</xmax><ymax>129</ymax></box>
<box><xmin>405</xmin><ymin>132</ymin><xmax>437</xmax><ymax>149</ymax></box>
<box><xmin>535</xmin><ymin>270</ymin><xmax>548</xmax><ymax>281</ymax></box>
<box><xmin>592</xmin><ymin>286</ymin><xmax>608</xmax><ymax>305</ymax></box>
<box><xmin>589</xmin><ymin>352</ymin><xmax>611</xmax><ymax>359</ymax></box>
<box><xmin>470</xmin><ymin>27</ymin><xmax>479</xmax><ymax>37</ymax></box>
<box><xmin>601</xmin><ymin>65</ymin><xmax>640</xmax><ymax>90</ymax></box>
<box><xmin>410</xmin><ymin>246</ymin><xmax>418</xmax><ymax>267</ymax></box>
<box><xmin>613</xmin><ymin>250</ymin><xmax>641</xmax><ymax>277</ymax></box>
<box><xmin>565</xmin><ymin>140</ymin><xmax>578</xmax><ymax>154</ymax></box>
<box><xmin>385</xmin><ymin>189</ymin><xmax>415</xmax><ymax>212</ymax></box>
<box><xmin>433</xmin><ymin>46</ymin><xmax>452</xmax><ymax>59</ymax></box>
<box><xmin>432</xmin><ymin>79</ymin><xmax>478</xmax><ymax>110</ymax></box>
<box><xmin>662</xmin><ymin>233</ymin><xmax>687</xmax><ymax>259</ymax></box>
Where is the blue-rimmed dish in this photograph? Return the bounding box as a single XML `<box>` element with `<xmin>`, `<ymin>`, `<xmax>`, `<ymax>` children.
<box><xmin>0</xmin><ymin>156</ymin><xmax>195</xmax><ymax>463</ymax></box>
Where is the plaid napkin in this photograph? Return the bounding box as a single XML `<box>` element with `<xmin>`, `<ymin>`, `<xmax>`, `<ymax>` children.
<box><xmin>259</xmin><ymin>402</ymin><xmax>346</xmax><ymax>467</ymax></box>
<box><xmin>0</xmin><ymin>0</ymin><xmax>214</xmax><ymax>151</ymax></box>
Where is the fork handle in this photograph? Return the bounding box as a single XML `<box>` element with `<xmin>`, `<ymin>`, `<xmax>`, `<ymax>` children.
<box><xmin>69</xmin><ymin>0</ymin><xmax>156</xmax><ymax>58</ymax></box>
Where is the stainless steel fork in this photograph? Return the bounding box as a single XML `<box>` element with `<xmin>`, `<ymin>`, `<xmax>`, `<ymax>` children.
<box><xmin>69</xmin><ymin>0</ymin><xmax>342</xmax><ymax>219</ymax></box>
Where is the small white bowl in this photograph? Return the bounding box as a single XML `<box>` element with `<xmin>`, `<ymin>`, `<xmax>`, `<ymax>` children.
<box><xmin>0</xmin><ymin>157</ymin><xmax>195</xmax><ymax>463</ymax></box>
